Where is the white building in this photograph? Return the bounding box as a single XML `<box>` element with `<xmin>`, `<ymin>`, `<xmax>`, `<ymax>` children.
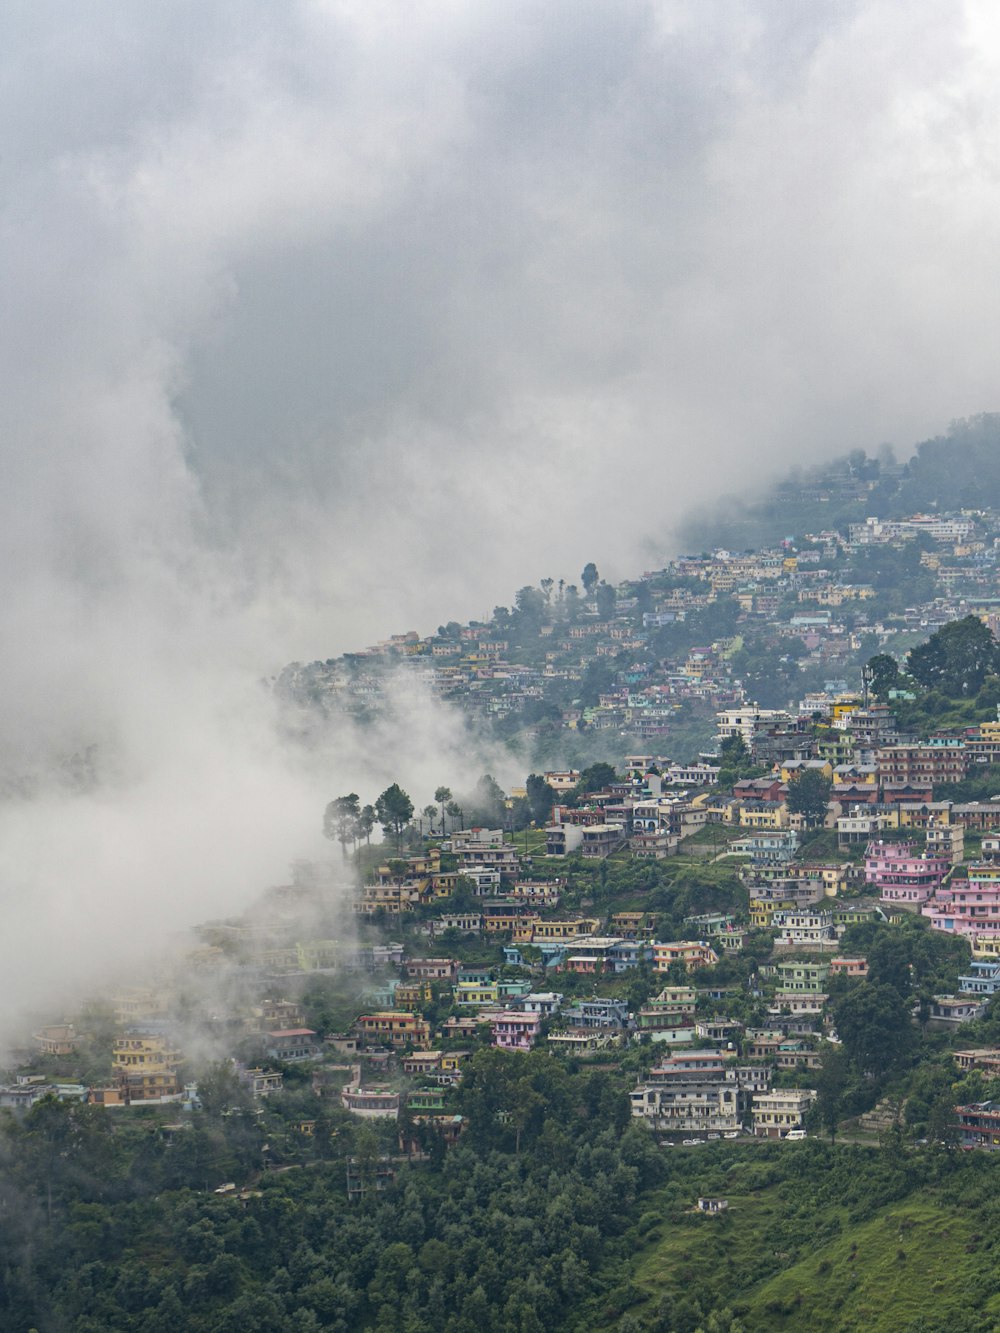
<box><xmin>752</xmin><ymin>1088</ymin><xmax>816</xmax><ymax>1138</ymax></box>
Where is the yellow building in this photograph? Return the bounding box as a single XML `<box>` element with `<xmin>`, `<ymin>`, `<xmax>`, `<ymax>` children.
<box><xmin>529</xmin><ymin>918</ymin><xmax>601</xmax><ymax>941</ymax></box>
<box><xmin>395</xmin><ymin>980</ymin><xmax>433</xmax><ymax>1011</ymax></box>
<box><xmin>295</xmin><ymin>941</ymin><xmax>341</xmax><ymax>970</ymax></box>
<box><xmin>356</xmin><ymin>1012</ymin><xmax>431</xmax><ymax>1050</ymax></box>
<box><xmin>832</xmin><ymin>697</ymin><xmax>862</xmax><ymax>722</ymax></box>
<box><xmin>779</xmin><ymin>759</ymin><xmax>833</xmax><ymax>784</ymax></box>
<box><xmin>738</xmin><ymin>804</ymin><xmax>788</xmax><ymax>830</ymax></box>
<box><xmin>485</xmin><ymin>912</ymin><xmax>538</xmax><ymax>937</ymax></box>
<box><xmin>112</xmin><ymin>1034</ymin><xmax>182</xmax><ymax>1102</ymax></box>
<box><xmin>453</xmin><ymin>982</ymin><xmax>500</xmax><ymax>1006</ymax></box>
<box><xmin>112</xmin><ymin>989</ymin><xmax>167</xmax><ymax>1026</ymax></box>
<box><xmin>749</xmin><ymin>898</ymin><xmax>787</xmax><ymax>929</ymax></box>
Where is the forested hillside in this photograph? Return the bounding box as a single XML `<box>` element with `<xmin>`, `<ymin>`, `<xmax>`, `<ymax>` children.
<box><xmin>12</xmin><ymin>418</ymin><xmax>1000</xmax><ymax>1333</ymax></box>
<box><xmin>8</xmin><ymin>1074</ymin><xmax>1000</xmax><ymax>1331</ymax></box>
<box><xmin>680</xmin><ymin>414</ymin><xmax>1000</xmax><ymax>554</ymax></box>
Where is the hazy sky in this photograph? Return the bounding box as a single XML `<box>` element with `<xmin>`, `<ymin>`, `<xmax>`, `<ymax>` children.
<box><xmin>2</xmin><ymin>0</ymin><xmax>1000</xmax><ymax>1025</ymax></box>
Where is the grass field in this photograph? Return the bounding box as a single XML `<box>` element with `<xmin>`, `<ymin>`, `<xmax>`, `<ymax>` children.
<box><xmin>590</xmin><ymin>1146</ymin><xmax>1000</xmax><ymax>1332</ymax></box>
<box><xmin>741</xmin><ymin>1199</ymin><xmax>990</xmax><ymax>1331</ymax></box>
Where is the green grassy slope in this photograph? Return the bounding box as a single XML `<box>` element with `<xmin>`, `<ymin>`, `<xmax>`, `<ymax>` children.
<box><xmin>742</xmin><ymin>1199</ymin><xmax>988</xmax><ymax>1332</ymax></box>
<box><xmin>587</xmin><ymin>1144</ymin><xmax>1000</xmax><ymax>1333</ymax></box>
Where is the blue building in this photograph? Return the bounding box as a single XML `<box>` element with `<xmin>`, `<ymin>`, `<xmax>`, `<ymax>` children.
<box><xmin>959</xmin><ymin>960</ymin><xmax>1000</xmax><ymax>997</ymax></box>
<box><xmin>561</xmin><ymin>998</ymin><xmax>630</xmax><ymax>1029</ymax></box>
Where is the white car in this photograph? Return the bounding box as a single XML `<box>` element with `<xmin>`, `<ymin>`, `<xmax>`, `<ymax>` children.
<box><xmin>784</xmin><ymin>1128</ymin><xmax>807</xmax><ymax>1141</ymax></box>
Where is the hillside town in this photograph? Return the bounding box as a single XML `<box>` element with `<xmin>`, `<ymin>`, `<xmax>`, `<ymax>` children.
<box><xmin>15</xmin><ymin>653</ymin><xmax>1000</xmax><ymax>1160</ymax></box>
<box><xmin>275</xmin><ymin>469</ymin><xmax>1000</xmax><ymax>768</ymax></box>
<box><xmin>12</xmin><ymin>443</ymin><xmax>1000</xmax><ymax>1329</ymax></box>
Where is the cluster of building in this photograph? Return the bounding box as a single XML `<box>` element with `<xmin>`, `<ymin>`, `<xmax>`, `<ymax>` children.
<box><xmin>274</xmin><ymin>494</ymin><xmax>1000</xmax><ymax>753</ymax></box>
<box><xmin>630</xmin><ymin>1048</ymin><xmax>815</xmax><ymax>1140</ymax></box>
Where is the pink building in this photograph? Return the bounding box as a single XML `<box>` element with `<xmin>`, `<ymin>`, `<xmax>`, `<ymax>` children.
<box><xmin>864</xmin><ymin>840</ymin><xmax>950</xmax><ymax>908</ymax></box>
<box><xmin>829</xmin><ymin>957</ymin><xmax>869</xmax><ymax>978</ymax></box>
<box><xmin>652</xmin><ymin>941</ymin><xmax>719</xmax><ymax>972</ymax></box>
<box><xmin>922</xmin><ymin>870</ymin><xmax>1000</xmax><ymax>939</ymax></box>
<box><xmin>490</xmin><ymin>1012</ymin><xmax>541</xmax><ymax>1051</ymax></box>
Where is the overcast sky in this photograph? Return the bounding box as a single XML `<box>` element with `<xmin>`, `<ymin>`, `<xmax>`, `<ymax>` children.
<box><xmin>2</xmin><ymin>0</ymin><xmax>1000</xmax><ymax>1024</ymax></box>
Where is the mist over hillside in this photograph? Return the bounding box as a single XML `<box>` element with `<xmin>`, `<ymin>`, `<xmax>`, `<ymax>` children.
<box><xmin>680</xmin><ymin>415</ymin><xmax>1000</xmax><ymax>553</ymax></box>
<box><xmin>4</xmin><ymin>3</ymin><xmax>1000</xmax><ymax>1030</ymax></box>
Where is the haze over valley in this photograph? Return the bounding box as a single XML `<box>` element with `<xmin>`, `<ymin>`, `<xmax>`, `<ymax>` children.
<box><xmin>7</xmin><ymin>10</ymin><xmax>1000</xmax><ymax>1329</ymax></box>
<box><xmin>6</xmin><ymin>0</ymin><xmax>1000</xmax><ymax>1024</ymax></box>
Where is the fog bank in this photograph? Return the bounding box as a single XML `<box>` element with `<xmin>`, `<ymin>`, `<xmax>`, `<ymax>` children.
<box><xmin>3</xmin><ymin>1</ymin><xmax>1000</xmax><ymax>1028</ymax></box>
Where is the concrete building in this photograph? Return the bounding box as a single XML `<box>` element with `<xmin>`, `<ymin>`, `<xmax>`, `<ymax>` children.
<box><xmin>752</xmin><ymin>1088</ymin><xmax>816</xmax><ymax>1139</ymax></box>
<box><xmin>864</xmin><ymin>840</ymin><xmax>950</xmax><ymax>908</ymax></box>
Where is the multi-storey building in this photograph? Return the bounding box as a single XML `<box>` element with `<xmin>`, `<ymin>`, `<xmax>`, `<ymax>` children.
<box><xmin>967</xmin><ymin>721</ymin><xmax>1000</xmax><ymax>767</ymax></box>
<box><xmin>837</xmin><ymin>810</ymin><xmax>893</xmax><ymax>847</ymax></box>
<box><xmin>652</xmin><ymin>941</ymin><xmax>719</xmax><ymax>972</ymax></box>
<box><xmin>560</xmin><ymin>998</ymin><xmax>630</xmax><ymax>1029</ymax></box>
<box><xmin>864</xmin><ymin>840</ymin><xmax>951</xmax><ymax>908</ymax></box>
<box><xmin>355</xmin><ymin>1012</ymin><xmax>431</xmax><ymax>1049</ymax></box>
<box><xmin>490</xmin><ymin>1012</ymin><xmax>541</xmax><ymax>1052</ymax></box>
<box><xmin>638</xmin><ymin>986</ymin><xmax>697</xmax><ymax>1042</ymax></box>
<box><xmin>716</xmin><ymin>707</ymin><xmax>790</xmax><ymax>746</ymax></box>
<box><xmin>630</xmin><ymin>1049</ymin><xmax>767</xmax><ymax>1135</ymax></box>
<box><xmin>876</xmin><ymin>739</ymin><xmax>967</xmax><ymax>787</ymax></box>
<box><xmin>580</xmin><ymin>823</ymin><xmax>628</xmax><ymax>858</ymax></box>
<box><xmin>111</xmin><ymin>1033</ymin><xmax>183</xmax><ymax>1102</ymax></box>
<box><xmin>630</xmin><ymin>1081</ymin><xmax>741</xmax><ymax>1135</ymax></box>
<box><xmin>752</xmin><ymin>1088</ymin><xmax>816</xmax><ymax>1138</ymax></box>
<box><xmin>112</xmin><ymin>989</ymin><xmax>168</xmax><ymax>1027</ymax></box>
<box><xmin>958</xmin><ymin>960</ymin><xmax>1000</xmax><ymax>997</ymax></box>
<box><xmin>394</xmin><ymin>980</ymin><xmax>433</xmax><ymax>1012</ymax></box>
<box><xmin>561</xmin><ymin>937</ymin><xmax>651</xmax><ymax>974</ymax></box>
<box><xmin>265</xmin><ymin>1029</ymin><xmax>320</xmax><ymax>1062</ymax></box>
<box><xmin>748</xmin><ymin>878</ymin><xmax>825</xmax><ymax>928</ymax></box>
<box><xmin>769</xmin><ymin>959</ymin><xmax>830</xmax><ymax>992</ymax></box>
<box><xmin>341</xmin><ymin>1085</ymin><xmax>400</xmax><ymax>1119</ymax></box>
<box><xmin>405</xmin><ymin>957</ymin><xmax>460</xmax><ymax>980</ymax></box>
<box><xmin>925</xmin><ymin>820</ymin><xmax>965</xmax><ymax>865</ymax></box>
<box><xmin>730</xmin><ymin>830</ymin><xmax>800</xmax><ymax>865</ymax></box>
<box><xmin>923</xmin><ymin>866</ymin><xmax>1000</xmax><ymax>939</ymax></box>
<box><xmin>771</xmin><ymin>910</ymin><xmax>838</xmax><ymax>949</ymax></box>
<box><xmin>954</xmin><ymin>1049</ymin><xmax>1000</xmax><ymax>1076</ymax></box>
<box><xmin>526</xmin><ymin>917</ymin><xmax>602</xmax><ymax>942</ymax></box>
<box><xmin>829</xmin><ymin>956</ymin><xmax>868</xmax><ymax>979</ymax></box>
<box><xmin>956</xmin><ymin>1101</ymin><xmax>1000</xmax><ymax>1150</ymax></box>
<box><xmin>484</xmin><ymin>910</ymin><xmax>539</xmax><ymax>937</ymax></box>
<box><xmin>33</xmin><ymin>1024</ymin><xmax>77</xmax><ymax>1057</ymax></box>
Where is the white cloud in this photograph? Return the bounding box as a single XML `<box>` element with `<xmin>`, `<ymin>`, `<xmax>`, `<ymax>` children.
<box><xmin>1</xmin><ymin>0</ymin><xmax>999</xmax><ymax>1030</ymax></box>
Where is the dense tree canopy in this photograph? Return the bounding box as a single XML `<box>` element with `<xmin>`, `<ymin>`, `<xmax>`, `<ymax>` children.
<box><xmin>323</xmin><ymin>793</ymin><xmax>360</xmax><ymax>857</ymax></box>
<box><xmin>833</xmin><ymin>982</ymin><xmax>915</xmax><ymax>1077</ymax></box>
<box><xmin>785</xmin><ymin>769</ymin><xmax>832</xmax><ymax>827</ymax></box>
<box><xmin>374</xmin><ymin>784</ymin><xmax>414</xmax><ymax>850</ymax></box>
<box><xmin>866</xmin><ymin>652</ymin><xmax>903</xmax><ymax>701</ymax></box>
<box><xmin>907</xmin><ymin>616</ymin><xmax>1000</xmax><ymax>697</ymax></box>
<box><xmin>525</xmin><ymin>774</ymin><xmax>556</xmax><ymax>824</ymax></box>
<box><xmin>574</xmin><ymin>763</ymin><xmax>618</xmax><ymax>799</ymax></box>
